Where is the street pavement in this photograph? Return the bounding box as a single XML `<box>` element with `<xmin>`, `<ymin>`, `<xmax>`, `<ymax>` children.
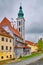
<box><xmin>4</xmin><ymin>54</ymin><xmax>43</xmax><ymax>65</ymax></box>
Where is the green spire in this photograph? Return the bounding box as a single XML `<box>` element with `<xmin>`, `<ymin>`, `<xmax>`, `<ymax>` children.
<box><xmin>18</xmin><ymin>5</ymin><xmax>24</xmax><ymax>18</ymax></box>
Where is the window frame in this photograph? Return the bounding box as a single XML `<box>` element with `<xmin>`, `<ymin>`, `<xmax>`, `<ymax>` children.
<box><xmin>6</xmin><ymin>46</ymin><xmax>8</xmax><ymax>50</ymax></box>
<box><xmin>1</xmin><ymin>46</ymin><xmax>4</xmax><ymax>50</ymax></box>
<box><xmin>1</xmin><ymin>37</ymin><xmax>4</xmax><ymax>41</ymax></box>
<box><xmin>1</xmin><ymin>56</ymin><xmax>3</xmax><ymax>59</ymax></box>
<box><xmin>19</xmin><ymin>28</ymin><xmax>20</xmax><ymax>32</ymax></box>
<box><xmin>10</xmin><ymin>39</ymin><xmax>11</xmax><ymax>43</ymax></box>
<box><xmin>6</xmin><ymin>38</ymin><xmax>8</xmax><ymax>42</ymax></box>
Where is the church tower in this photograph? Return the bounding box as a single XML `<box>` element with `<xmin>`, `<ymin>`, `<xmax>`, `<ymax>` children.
<box><xmin>16</xmin><ymin>5</ymin><xmax>25</xmax><ymax>41</ymax></box>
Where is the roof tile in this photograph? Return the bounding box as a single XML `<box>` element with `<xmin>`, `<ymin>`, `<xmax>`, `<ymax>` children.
<box><xmin>0</xmin><ymin>17</ymin><xmax>22</xmax><ymax>39</ymax></box>
<box><xmin>0</xmin><ymin>26</ymin><xmax>13</xmax><ymax>38</ymax></box>
<box><xmin>25</xmin><ymin>40</ymin><xmax>36</xmax><ymax>46</ymax></box>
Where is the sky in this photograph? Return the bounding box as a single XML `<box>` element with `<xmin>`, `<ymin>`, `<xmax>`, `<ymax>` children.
<box><xmin>0</xmin><ymin>0</ymin><xmax>43</xmax><ymax>42</ymax></box>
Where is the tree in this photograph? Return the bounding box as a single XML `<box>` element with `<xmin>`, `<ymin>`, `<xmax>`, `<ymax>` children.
<box><xmin>37</xmin><ymin>38</ymin><xmax>43</xmax><ymax>51</ymax></box>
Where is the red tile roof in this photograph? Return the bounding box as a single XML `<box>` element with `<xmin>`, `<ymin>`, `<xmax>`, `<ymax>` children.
<box><xmin>16</xmin><ymin>40</ymin><xmax>26</xmax><ymax>45</ymax></box>
<box><xmin>0</xmin><ymin>26</ymin><xmax>13</xmax><ymax>38</ymax></box>
<box><xmin>14</xmin><ymin>46</ymin><xmax>31</xmax><ymax>48</ymax></box>
<box><xmin>25</xmin><ymin>40</ymin><xmax>36</xmax><ymax>46</ymax></box>
<box><xmin>0</xmin><ymin>17</ymin><xmax>22</xmax><ymax>39</ymax></box>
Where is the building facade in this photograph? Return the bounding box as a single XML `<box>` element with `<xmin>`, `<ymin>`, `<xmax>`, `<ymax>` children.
<box><xmin>0</xmin><ymin>27</ymin><xmax>14</xmax><ymax>61</ymax></box>
<box><xmin>25</xmin><ymin>40</ymin><xmax>38</xmax><ymax>53</ymax></box>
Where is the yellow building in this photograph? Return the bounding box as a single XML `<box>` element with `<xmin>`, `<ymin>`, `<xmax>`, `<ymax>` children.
<box><xmin>25</xmin><ymin>40</ymin><xmax>38</xmax><ymax>53</ymax></box>
<box><xmin>0</xmin><ymin>27</ymin><xmax>14</xmax><ymax>61</ymax></box>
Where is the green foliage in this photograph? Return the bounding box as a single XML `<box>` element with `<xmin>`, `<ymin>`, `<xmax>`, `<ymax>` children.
<box><xmin>19</xmin><ymin>55</ymin><xmax>22</xmax><ymax>58</ymax></box>
<box><xmin>19</xmin><ymin>52</ymin><xmax>42</xmax><ymax>60</ymax></box>
<box><xmin>37</xmin><ymin>38</ymin><xmax>43</xmax><ymax>51</ymax></box>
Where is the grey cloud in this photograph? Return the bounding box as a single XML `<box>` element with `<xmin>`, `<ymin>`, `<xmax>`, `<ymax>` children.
<box><xmin>26</xmin><ymin>21</ymin><xmax>43</xmax><ymax>33</ymax></box>
<box><xmin>0</xmin><ymin>0</ymin><xmax>43</xmax><ymax>42</ymax></box>
<box><xmin>25</xmin><ymin>0</ymin><xmax>43</xmax><ymax>34</ymax></box>
<box><xmin>25</xmin><ymin>33</ymin><xmax>43</xmax><ymax>42</ymax></box>
<box><xmin>0</xmin><ymin>0</ymin><xmax>15</xmax><ymax>19</ymax></box>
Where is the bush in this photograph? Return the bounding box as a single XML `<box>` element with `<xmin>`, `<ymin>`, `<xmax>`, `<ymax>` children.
<box><xmin>19</xmin><ymin>55</ymin><xmax>22</xmax><ymax>58</ymax></box>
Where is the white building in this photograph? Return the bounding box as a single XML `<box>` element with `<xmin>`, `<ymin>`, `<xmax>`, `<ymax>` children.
<box><xmin>16</xmin><ymin>5</ymin><xmax>25</xmax><ymax>42</ymax></box>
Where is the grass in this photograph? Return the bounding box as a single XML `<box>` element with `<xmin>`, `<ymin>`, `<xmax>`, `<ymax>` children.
<box><xmin>19</xmin><ymin>52</ymin><xmax>43</xmax><ymax>60</ymax></box>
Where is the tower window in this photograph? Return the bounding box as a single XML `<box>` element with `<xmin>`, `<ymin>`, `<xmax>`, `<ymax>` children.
<box><xmin>19</xmin><ymin>28</ymin><xmax>20</xmax><ymax>32</ymax></box>
<box><xmin>19</xmin><ymin>21</ymin><xmax>20</xmax><ymax>25</ymax></box>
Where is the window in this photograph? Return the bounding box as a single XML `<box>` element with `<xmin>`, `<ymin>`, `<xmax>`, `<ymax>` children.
<box><xmin>19</xmin><ymin>21</ymin><xmax>20</xmax><ymax>25</ymax></box>
<box><xmin>1</xmin><ymin>46</ymin><xmax>4</xmax><ymax>50</ymax></box>
<box><xmin>19</xmin><ymin>28</ymin><xmax>20</xmax><ymax>32</ymax></box>
<box><xmin>10</xmin><ymin>39</ymin><xmax>11</xmax><ymax>42</ymax></box>
<box><xmin>6</xmin><ymin>46</ymin><xmax>8</xmax><ymax>50</ymax></box>
<box><xmin>10</xmin><ymin>55</ymin><xmax>12</xmax><ymax>58</ymax></box>
<box><xmin>15</xmin><ymin>37</ymin><xmax>17</xmax><ymax>40</ymax></box>
<box><xmin>10</xmin><ymin>47</ymin><xmax>12</xmax><ymax>50</ymax></box>
<box><xmin>6</xmin><ymin>38</ymin><xmax>8</xmax><ymax>42</ymax></box>
<box><xmin>2</xmin><ymin>37</ymin><xmax>4</xmax><ymax>41</ymax></box>
<box><xmin>6</xmin><ymin>56</ymin><xmax>8</xmax><ymax>58</ymax></box>
<box><xmin>1</xmin><ymin>56</ymin><xmax>3</xmax><ymax>59</ymax></box>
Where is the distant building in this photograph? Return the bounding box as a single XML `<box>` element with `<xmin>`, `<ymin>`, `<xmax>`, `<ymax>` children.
<box><xmin>0</xmin><ymin>27</ymin><xmax>14</xmax><ymax>61</ymax></box>
<box><xmin>25</xmin><ymin>40</ymin><xmax>38</xmax><ymax>53</ymax></box>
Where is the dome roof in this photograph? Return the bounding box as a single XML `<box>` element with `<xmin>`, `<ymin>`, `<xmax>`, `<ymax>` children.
<box><xmin>18</xmin><ymin>5</ymin><xmax>24</xmax><ymax>18</ymax></box>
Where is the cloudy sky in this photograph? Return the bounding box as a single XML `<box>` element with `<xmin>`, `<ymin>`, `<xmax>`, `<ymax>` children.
<box><xmin>0</xmin><ymin>0</ymin><xmax>43</xmax><ymax>42</ymax></box>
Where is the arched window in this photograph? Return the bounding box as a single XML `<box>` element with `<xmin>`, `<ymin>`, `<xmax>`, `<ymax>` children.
<box><xmin>6</xmin><ymin>56</ymin><xmax>8</xmax><ymax>58</ymax></box>
<box><xmin>1</xmin><ymin>46</ymin><xmax>4</xmax><ymax>50</ymax></box>
<box><xmin>6</xmin><ymin>38</ymin><xmax>8</xmax><ymax>42</ymax></box>
<box><xmin>10</xmin><ymin>55</ymin><xmax>12</xmax><ymax>58</ymax></box>
<box><xmin>2</xmin><ymin>37</ymin><xmax>4</xmax><ymax>41</ymax></box>
<box><xmin>6</xmin><ymin>46</ymin><xmax>8</xmax><ymax>50</ymax></box>
<box><xmin>19</xmin><ymin>21</ymin><xmax>20</xmax><ymax>25</ymax></box>
<box><xmin>19</xmin><ymin>28</ymin><xmax>20</xmax><ymax>32</ymax></box>
<box><xmin>1</xmin><ymin>56</ymin><xmax>3</xmax><ymax>59</ymax></box>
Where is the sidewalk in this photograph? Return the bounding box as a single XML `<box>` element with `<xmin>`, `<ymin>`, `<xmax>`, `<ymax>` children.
<box><xmin>7</xmin><ymin>59</ymin><xmax>21</xmax><ymax>63</ymax></box>
<box><xmin>5</xmin><ymin>54</ymin><xmax>43</xmax><ymax>65</ymax></box>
